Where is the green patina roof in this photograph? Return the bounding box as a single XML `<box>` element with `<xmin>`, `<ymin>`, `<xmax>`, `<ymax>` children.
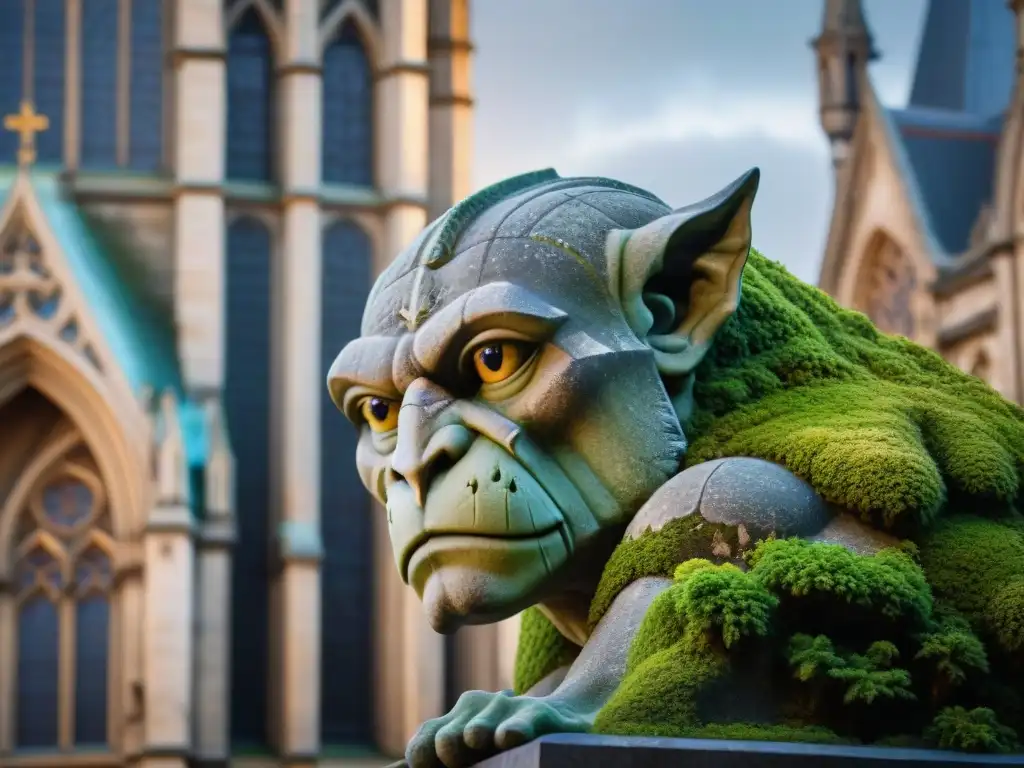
<box><xmin>1</xmin><ymin>169</ymin><xmax>209</xmax><ymax>507</ymax></box>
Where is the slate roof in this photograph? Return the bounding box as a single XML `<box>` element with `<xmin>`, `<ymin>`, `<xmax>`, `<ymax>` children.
<box><xmin>887</xmin><ymin>108</ymin><xmax>1001</xmax><ymax>255</ymax></box>
<box><xmin>880</xmin><ymin>0</ymin><xmax>1014</xmax><ymax>259</ymax></box>
<box><xmin>0</xmin><ymin>170</ymin><xmax>209</xmax><ymax>496</ymax></box>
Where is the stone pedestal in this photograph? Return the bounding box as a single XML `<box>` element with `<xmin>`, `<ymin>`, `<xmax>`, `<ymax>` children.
<box><xmin>475</xmin><ymin>734</ymin><xmax>1024</xmax><ymax>768</ymax></box>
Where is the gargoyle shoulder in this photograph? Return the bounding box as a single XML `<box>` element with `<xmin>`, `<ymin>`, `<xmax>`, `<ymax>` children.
<box><xmin>624</xmin><ymin>456</ymin><xmax>900</xmax><ymax>555</ymax></box>
<box><xmin>624</xmin><ymin>456</ymin><xmax>832</xmax><ymax>542</ymax></box>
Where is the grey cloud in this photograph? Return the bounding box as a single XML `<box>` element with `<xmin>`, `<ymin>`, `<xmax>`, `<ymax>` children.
<box><xmin>472</xmin><ymin>0</ymin><xmax>929</xmax><ymax>284</ymax></box>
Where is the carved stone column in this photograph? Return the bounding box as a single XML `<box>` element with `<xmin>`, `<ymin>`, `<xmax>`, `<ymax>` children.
<box><xmin>171</xmin><ymin>0</ymin><xmax>227</xmax><ymax>396</ymax></box>
<box><xmin>374</xmin><ymin>0</ymin><xmax>441</xmax><ymax>755</ymax></box>
<box><xmin>192</xmin><ymin>402</ymin><xmax>235</xmax><ymax>768</ymax></box>
<box><xmin>140</xmin><ymin>394</ymin><xmax>196</xmax><ymax>768</ymax></box>
<box><xmin>272</xmin><ymin>2</ymin><xmax>323</xmax><ymax>766</ymax></box>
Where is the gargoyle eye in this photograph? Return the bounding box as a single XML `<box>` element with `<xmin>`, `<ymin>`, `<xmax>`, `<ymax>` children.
<box><xmin>472</xmin><ymin>342</ymin><xmax>529</xmax><ymax>385</ymax></box>
<box><xmin>360</xmin><ymin>396</ymin><xmax>399</xmax><ymax>433</ymax></box>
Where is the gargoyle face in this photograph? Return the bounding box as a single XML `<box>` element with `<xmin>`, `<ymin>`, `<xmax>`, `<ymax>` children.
<box><xmin>328</xmin><ymin>169</ymin><xmax>759</xmax><ymax>633</ymax></box>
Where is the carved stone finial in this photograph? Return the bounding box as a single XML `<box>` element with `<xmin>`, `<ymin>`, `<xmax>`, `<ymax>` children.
<box><xmin>154</xmin><ymin>390</ymin><xmax>188</xmax><ymax>507</ymax></box>
<box><xmin>203</xmin><ymin>399</ymin><xmax>234</xmax><ymax>518</ymax></box>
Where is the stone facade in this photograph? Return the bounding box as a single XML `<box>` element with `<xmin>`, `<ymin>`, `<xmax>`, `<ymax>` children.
<box><xmin>0</xmin><ymin>0</ymin><xmax>493</xmax><ymax>765</ymax></box>
<box><xmin>814</xmin><ymin>0</ymin><xmax>1024</xmax><ymax>403</ymax></box>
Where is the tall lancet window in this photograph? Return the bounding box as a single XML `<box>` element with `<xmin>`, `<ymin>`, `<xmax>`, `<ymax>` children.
<box><xmin>319</xmin><ymin>220</ymin><xmax>374</xmax><ymax>744</ymax></box>
<box><xmin>13</xmin><ymin>468</ymin><xmax>114</xmax><ymax>749</ymax></box>
<box><xmin>322</xmin><ymin>20</ymin><xmax>373</xmax><ymax>186</ymax></box>
<box><xmin>33</xmin><ymin>0</ymin><xmax>66</xmax><ymax>165</ymax></box>
<box><xmin>128</xmin><ymin>0</ymin><xmax>165</xmax><ymax>170</ymax></box>
<box><xmin>80</xmin><ymin>0</ymin><xmax>119</xmax><ymax>168</ymax></box>
<box><xmin>0</xmin><ymin>3</ymin><xmax>26</xmax><ymax>162</ymax></box>
<box><xmin>226</xmin><ymin>10</ymin><xmax>274</xmax><ymax>182</ymax></box>
<box><xmin>224</xmin><ymin>216</ymin><xmax>273</xmax><ymax>746</ymax></box>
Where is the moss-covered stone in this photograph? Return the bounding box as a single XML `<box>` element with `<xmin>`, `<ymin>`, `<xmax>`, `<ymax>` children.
<box><xmin>512</xmin><ymin>252</ymin><xmax>1024</xmax><ymax>753</ymax></box>
<box><xmin>589</xmin><ymin>516</ymin><xmax>746</xmax><ymax>628</ymax></box>
<box><xmin>686</xmin><ymin>252</ymin><xmax>1024</xmax><ymax>530</ymax></box>
<box><xmin>917</xmin><ymin>515</ymin><xmax>1024</xmax><ymax>656</ymax></box>
<box><xmin>590</xmin><ymin>540</ymin><xmax>1022</xmax><ymax>752</ymax></box>
<box><xmin>512</xmin><ymin>607</ymin><xmax>580</xmax><ymax>695</ymax></box>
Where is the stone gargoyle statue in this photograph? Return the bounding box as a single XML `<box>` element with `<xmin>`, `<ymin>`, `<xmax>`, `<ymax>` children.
<box><xmin>327</xmin><ymin>169</ymin><xmax>1024</xmax><ymax>767</ymax></box>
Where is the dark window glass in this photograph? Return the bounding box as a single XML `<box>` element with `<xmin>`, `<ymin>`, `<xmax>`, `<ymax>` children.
<box><xmin>226</xmin><ymin>10</ymin><xmax>273</xmax><ymax>181</ymax></box>
<box><xmin>33</xmin><ymin>0</ymin><xmax>66</xmax><ymax>166</ymax></box>
<box><xmin>0</xmin><ymin>2</ymin><xmax>26</xmax><ymax>163</ymax></box>
<box><xmin>322</xmin><ymin>21</ymin><xmax>373</xmax><ymax>186</ymax></box>
<box><xmin>79</xmin><ymin>0</ymin><xmax>118</xmax><ymax>168</ymax></box>
<box><xmin>225</xmin><ymin>216</ymin><xmax>273</xmax><ymax>746</ymax></box>
<box><xmin>74</xmin><ymin>595</ymin><xmax>110</xmax><ymax>745</ymax></box>
<box><xmin>129</xmin><ymin>0</ymin><xmax>164</xmax><ymax>170</ymax></box>
<box><xmin>16</xmin><ymin>596</ymin><xmax>60</xmax><ymax>748</ymax></box>
<box><xmin>319</xmin><ymin>221</ymin><xmax>373</xmax><ymax>744</ymax></box>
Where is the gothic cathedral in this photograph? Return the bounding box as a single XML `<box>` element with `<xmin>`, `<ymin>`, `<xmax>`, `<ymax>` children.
<box><xmin>814</xmin><ymin>0</ymin><xmax>1024</xmax><ymax>403</ymax></box>
<box><xmin>0</xmin><ymin>1</ymin><xmax>474</xmax><ymax>766</ymax></box>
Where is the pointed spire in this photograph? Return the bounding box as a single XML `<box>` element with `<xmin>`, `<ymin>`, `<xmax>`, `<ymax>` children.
<box><xmin>908</xmin><ymin>0</ymin><xmax>1014</xmax><ymax>116</ymax></box>
<box><xmin>812</xmin><ymin>0</ymin><xmax>879</xmax><ymax>170</ymax></box>
<box><xmin>203</xmin><ymin>399</ymin><xmax>234</xmax><ymax>518</ymax></box>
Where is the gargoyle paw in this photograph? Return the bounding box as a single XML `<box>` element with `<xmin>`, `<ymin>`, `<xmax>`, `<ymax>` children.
<box><xmin>405</xmin><ymin>689</ymin><xmax>589</xmax><ymax>768</ymax></box>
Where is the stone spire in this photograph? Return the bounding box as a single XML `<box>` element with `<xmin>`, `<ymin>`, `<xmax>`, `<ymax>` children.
<box><xmin>811</xmin><ymin>0</ymin><xmax>878</xmax><ymax>171</ymax></box>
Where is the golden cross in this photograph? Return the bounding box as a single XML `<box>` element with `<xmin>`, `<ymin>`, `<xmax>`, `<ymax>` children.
<box><xmin>4</xmin><ymin>100</ymin><xmax>49</xmax><ymax>167</ymax></box>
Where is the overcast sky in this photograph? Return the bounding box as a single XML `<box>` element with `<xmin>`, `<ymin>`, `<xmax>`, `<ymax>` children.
<box><xmin>471</xmin><ymin>0</ymin><xmax>927</xmax><ymax>284</ymax></box>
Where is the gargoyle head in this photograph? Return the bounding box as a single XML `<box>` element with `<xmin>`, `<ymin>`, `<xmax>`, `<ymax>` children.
<box><xmin>328</xmin><ymin>168</ymin><xmax>759</xmax><ymax>633</ymax></box>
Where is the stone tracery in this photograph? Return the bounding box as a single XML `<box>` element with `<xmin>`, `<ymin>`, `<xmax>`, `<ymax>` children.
<box><xmin>8</xmin><ymin>446</ymin><xmax>114</xmax><ymax>749</ymax></box>
<box><xmin>0</xmin><ymin>218</ymin><xmax>103</xmax><ymax>373</ymax></box>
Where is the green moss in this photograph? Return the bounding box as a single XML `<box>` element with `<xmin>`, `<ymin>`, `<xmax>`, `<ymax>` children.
<box><xmin>679</xmin><ymin>722</ymin><xmax>851</xmax><ymax>745</ymax></box>
<box><xmin>591</xmin><ymin>537</ymin><xmax>1024</xmax><ymax>750</ymax></box>
<box><xmin>747</xmin><ymin>538</ymin><xmax>933</xmax><ymax>630</ymax></box>
<box><xmin>512</xmin><ymin>607</ymin><xmax>580</xmax><ymax>695</ymax></box>
<box><xmin>589</xmin><ymin>516</ymin><xmax>744</xmax><ymax>628</ymax></box>
<box><xmin>917</xmin><ymin>515</ymin><xmax>1024</xmax><ymax>655</ymax></box>
<box><xmin>788</xmin><ymin>635</ymin><xmax>915</xmax><ymax>706</ymax></box>
<box><xmin>914</xmin><ymin>616</ymin><xmax>989</xmax><ymax>688</ymax></box>
<box><xmin>686</xmin><ymin>251</ymin><xmax>1024</xmax><ymax>530</ymax></box>
<box><xmin>668</xmin><ymin>561</ymin><xmax>777</xmax><ymax>649</ymax></box>
<box><xmin>925</xmin><ymin>707</ymin><xmax>1020</xmax><ymax>753</ymax></box>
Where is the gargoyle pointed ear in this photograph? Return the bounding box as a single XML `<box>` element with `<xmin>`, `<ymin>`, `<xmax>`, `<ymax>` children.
<box><xmin>609</xmin><ymin>167</ymin><xmax>759</xmax><ymax>376</ymax></box>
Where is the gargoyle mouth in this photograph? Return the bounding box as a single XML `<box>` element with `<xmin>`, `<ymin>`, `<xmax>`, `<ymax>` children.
<box><xmin>400</xmin><ymin>522</ymin><xmax>567</xmax><ymax>584</ymax></box>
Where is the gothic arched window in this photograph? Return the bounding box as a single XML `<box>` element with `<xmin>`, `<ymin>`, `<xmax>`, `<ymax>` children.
<box><xmin>13</xmin><ymin>469</ymin><xmax>113</xmax><ymax>749</ymax></box>
<box><xmin>0</xmin><ymin>3</ymin><xmax>26</xmax><ymax>163</ymax></box>
<box><xmin>322</xmin><ymin>21</ymin><xmax>373</xmax><ymax>186</ymax></box>
<box><xmin>80</xmin><ymin>0</ymin><xmax>119</xmax><ymax>168</ymax></box>
<box><xmin>226</xmin><ymin>10</ymin><xmax>274</xmax><ymax>182</ymax></box>
<box><xmin>33</xmin><ymin>0</ymin><xmax>66</xmax><ymax>165</ymax></box>
<box><xmin>855</xmin><ymin>233</ymin><xmax>917</xmax><ymax>338</ymax></box>
<box><xmin>128</xmin><ymin>0</ymin><xmax>165</xmax><ymax>170</ymax></box>
<box><xmin>224</xmin><ymin>216</ymin><xmax>272</xmax><ymax>746</ymax></box>
<box><xmin>319</xmin><ymin>220</ymin><xmax>373</xmax><ymax>744</ymax></box>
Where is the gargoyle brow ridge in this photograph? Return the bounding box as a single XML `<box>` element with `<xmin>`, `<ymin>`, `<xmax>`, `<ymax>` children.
<box><xmin>422</xmin><ymin>168</ymin><xmax>668</xmax><ymax>270</ymax></box>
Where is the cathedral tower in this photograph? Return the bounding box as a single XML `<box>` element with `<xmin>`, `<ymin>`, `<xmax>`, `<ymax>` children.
<box><xmin>811</xmin><ymin>0</ymin><xmax>878</xmax><ymax>172</ymax></box>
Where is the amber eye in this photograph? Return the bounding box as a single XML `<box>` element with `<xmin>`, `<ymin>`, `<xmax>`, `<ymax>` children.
<box><xmin>360</xmin><ymin>397</ymin><xmax>399</xmax><ymax>433</ymax></box>
<box><xmin>472</xmin><ymin>342</ymin><xmax>527</xmax><ymax>385</ymax></box>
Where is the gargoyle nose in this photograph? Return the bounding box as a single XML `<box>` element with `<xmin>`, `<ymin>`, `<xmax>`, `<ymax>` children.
<box><xmin>390</xmin><ymin>380</ymin><xmax>473</xmax><ymax>508</ymax></box>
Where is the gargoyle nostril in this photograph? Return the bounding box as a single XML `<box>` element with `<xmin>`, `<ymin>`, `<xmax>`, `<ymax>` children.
<box><xmin>491</xmin><ymin>468</ymin><xmax>501</xmax><ymax>482</ymax></box>
<box><xmin>508</xmin><ymin>478</ymin><xmax>517</xmax><ymax>493</ymax></box>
